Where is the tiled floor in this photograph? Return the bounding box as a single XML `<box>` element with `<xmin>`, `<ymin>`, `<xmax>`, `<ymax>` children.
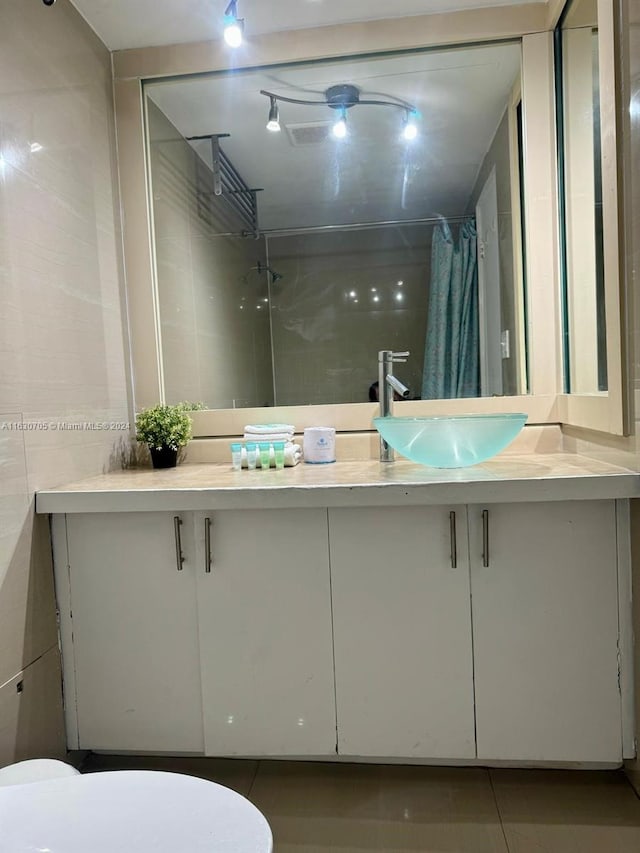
<box><xmin>82</xmin><ymin>755</ymin><xmax>640</xmax><ymax>852</ymax></box>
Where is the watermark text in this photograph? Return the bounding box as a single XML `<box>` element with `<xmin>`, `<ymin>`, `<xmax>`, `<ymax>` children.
<box><xmin>0</xmin><ymin>421</ymin><xmax>130</xmax><ymax>432</ymax></box>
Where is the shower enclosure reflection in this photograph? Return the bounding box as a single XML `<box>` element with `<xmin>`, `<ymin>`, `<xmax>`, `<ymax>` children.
<box><xmin>145</xmin><ymin>42</ymin><xmax>528</xmax><ymax>408</ymax></box>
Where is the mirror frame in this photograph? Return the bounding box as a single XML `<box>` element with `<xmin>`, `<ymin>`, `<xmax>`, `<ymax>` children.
<box><xmin>555</xmin><ymin>0</ymin><xmax>630</xmax><ymax>434</ymax></box>
<box><xmin>112</xmin><ymin>1</ymin><xmax>628</xmax><ymax>438</ymax></box>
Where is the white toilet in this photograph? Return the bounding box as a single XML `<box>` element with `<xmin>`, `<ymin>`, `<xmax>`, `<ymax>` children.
<box><xmin>0</xmin><ymin>758</ymin><xmax>81</xmax><ymax>787</ymax></box>
<box><xmin>0</xmin><ymin>760</ymin><xmax>273</xmax><ymax>853</ymax></box>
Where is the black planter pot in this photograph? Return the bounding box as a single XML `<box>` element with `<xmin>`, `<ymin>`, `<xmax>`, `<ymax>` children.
<box><xmin>149</xmin><ymin>446</ymin><xmax>178</xmax><ymax>469</ymax></box>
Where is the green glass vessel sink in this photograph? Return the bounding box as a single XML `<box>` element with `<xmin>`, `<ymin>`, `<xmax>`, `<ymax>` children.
<box><xmin>373</xmin><ymin>413</ymin><xmax>528</xmax><ymax>468</ymax></box>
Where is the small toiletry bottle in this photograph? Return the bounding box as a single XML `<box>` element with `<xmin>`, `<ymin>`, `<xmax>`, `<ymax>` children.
<box><xmin>245</xmin><ymin>441</ymin><xmax>257</xmax><ymax>470</ymax></box>
<box><xmin>258</xmin><ymin>441</ymin><xmax>271</xmax><ymax>469</ymax></box>
<box><xmin>230</xmin><ymin>442</ymin><xmax>242</xmax><ymax>471</ymax></box>
<box><xmin>273</xmin><ymin>441</ymin><xmax>285</xmax><ymax>469</ymax></box>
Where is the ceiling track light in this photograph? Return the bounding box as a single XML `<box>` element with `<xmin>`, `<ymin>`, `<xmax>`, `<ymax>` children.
<box><xmin>402</xmin><ymin>109</ymin><xmax>418</xmax><ymax>141</ymax></box>
<box><xmin>266</xmin><ymin>96</ymin><xmax>280</xmax><ymax>132</ymax></box>
<box><xmin>332</xmin><ymin>107</ymin><xmax>347</xmax><ymax>139</ymax></box>
<box><xmin>223</xmin><ymin>0</ymin><xmax>244</xmax><ymax>47</ymax></box>
<box><xmin>260</xmin><ymin>84</ymin><xmax>419</xmax><ymax>140</ymax></box>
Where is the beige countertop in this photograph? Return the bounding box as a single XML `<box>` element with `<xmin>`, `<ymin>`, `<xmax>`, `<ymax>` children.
<box><xmin>35</xmin><ymin>454</ymin><xmax>640</xmax><ymax>513</ymax></box>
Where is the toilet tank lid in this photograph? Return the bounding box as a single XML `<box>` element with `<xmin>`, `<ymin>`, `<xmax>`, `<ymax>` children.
<box><xmin>0</xmin><ymin>758</ymin><xmax>80</xmax><ymax>788</ymax></box>
<box><xmin>0</xmin><ymin>769</ymin><xmax>272</xmax><ymax>853</ymax></box>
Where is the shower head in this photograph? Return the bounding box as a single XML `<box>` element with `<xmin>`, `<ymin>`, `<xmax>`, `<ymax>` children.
<box><xmin>253</xmin><ymin>261</ymin><xmax>284</xmax><ymax>282</ymax></box>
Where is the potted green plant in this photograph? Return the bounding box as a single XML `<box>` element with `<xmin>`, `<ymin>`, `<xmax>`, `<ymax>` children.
<box><xmin>135</xmin><ymin>403</ymin><xmax>196</xmax><ymax>469</ymax></box>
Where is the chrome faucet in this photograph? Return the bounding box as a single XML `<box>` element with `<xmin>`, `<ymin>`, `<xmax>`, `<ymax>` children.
<box><xmin>378</xmin><ymin>349</ymin><xmax>410</xmax><ymax>462</ymax></box>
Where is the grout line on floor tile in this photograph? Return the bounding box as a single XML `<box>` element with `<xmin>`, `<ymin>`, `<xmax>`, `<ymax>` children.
<box><xmin>625</xmin><ymin>773</ymin><xmax>640</xmax><ymax>802</ymax></box>
<box><xmin>488</xmin><ymin>768</ymin><xmax>512</xmax><ymax>853</ymax></box>
<box><xmin>246</xmin><ymin>759</ymin><xmax>261</xmax><ymax>797</ymax></box>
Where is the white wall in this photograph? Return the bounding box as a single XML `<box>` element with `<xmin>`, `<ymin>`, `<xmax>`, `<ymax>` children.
<box><xmin>467</xmin><ymin>110</ymin><xmax>521</xmax><ymax>396</ymax></box>
<box><xmin>621</xmin><ymin>0</ymin><xmax>640</xmax><ymax>795</ymax></box>
<box><xmin>147</xmin><ymin>102</ymin><xmax>274</xmax><ymax>408</ymax></box>
<box><xmin>0</xmin><ymin>0</ymin><xmax>130</xmax><ymax>763</ymax></box>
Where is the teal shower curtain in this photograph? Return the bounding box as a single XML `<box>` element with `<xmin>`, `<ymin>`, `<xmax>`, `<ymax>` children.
<box><xmin>422</xmin><ymin>219</ymin><xmax>480</xmax><ymax>399</ymax></box>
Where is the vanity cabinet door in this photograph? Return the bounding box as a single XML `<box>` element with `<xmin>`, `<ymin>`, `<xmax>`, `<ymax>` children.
<box><xmin>65</xmin><ymin>512</ymin><xmax>204</xmax><ymax>752</ymax></box>
<box><xmin>194</xmin><ymin>509</ymin><xmax>336</xmax><ymax>756</ymax></box>
<box><xmin>328</xmin><ymin>506</ymin><xmax>476</xmax><ymax>759</ymax></box>
<box><xmin>469</xmin><ymin>500</ymin><xmax>621</xmax><ymax>762</ymax></box>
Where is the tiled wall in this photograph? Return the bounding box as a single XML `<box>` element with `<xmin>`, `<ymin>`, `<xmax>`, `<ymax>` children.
<box><xmin>267</xmin><ymin>226</ymin><xmax>431</xmax><ymax>406</ymax></box>
<box><xmin>147</xmin><ymin>102</ymin><xmax>274</xmax><ymax>409</ymax></box>
<box><xmin>0</xmin><ymin>0</ymin><xmax>130</xmax><ymax>763</ymax></box>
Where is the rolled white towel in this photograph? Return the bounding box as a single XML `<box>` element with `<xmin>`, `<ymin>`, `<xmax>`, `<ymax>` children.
<box><xmin>244</xmin><ymin>424</ymin><xmax>296</xmax><ymax>435</ymax></box>
<box><xmin>240</xmin><ymin>443</ymin><xmax>301</xmax><ymax>468</ymax></box>
<box><xmin>243</xmin><ymin>432</ymin><xmax>294</xmax><ymax>442</ymax></box>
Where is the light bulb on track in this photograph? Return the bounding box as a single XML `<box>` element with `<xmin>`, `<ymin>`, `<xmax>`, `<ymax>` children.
<box><xmin>223</xmin><ymin>0</ymin><xmax>243</xmax><ymax>47</ymax></box>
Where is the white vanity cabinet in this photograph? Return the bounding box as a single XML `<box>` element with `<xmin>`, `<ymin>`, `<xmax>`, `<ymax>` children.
<box><xmin>53</xmin><ymin>496</ymin><xmax>624</xmax><ymax>764</ymax></box>
<box><xmin>192</xmin><ymin>509</ymin><xmax>337</xmax><ymax>756</ymax></box>
<box><xmin>469</xmin><ymin>500</ymin><xmax>621</xmax><ymax>763</ymax></box>
<box><xmin>328</xmin><ymin>506</ymin><xmax>476</xmax><ymax>759</ymax></box>
<box><xmin>57</xmin><ymin>508</ymin><xmax>337</xmax><ymax>757</ymax></box>
<box><xmin>329</xmin><ymin>501</ymin><xmax>622</xmax><ymax>763</ymax></box>
<box><xmin>63</xmin><ymin>512</ymin><xmax>204</xmax><ymax>753</ymax></box>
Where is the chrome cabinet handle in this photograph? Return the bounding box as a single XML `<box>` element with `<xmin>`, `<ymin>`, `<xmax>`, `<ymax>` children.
<box><xmin>449</xmin><ymin>511</ymin><xmax>457</xmax><ymax>569</ymax></box>
<box><xmin>482</xmin><ymin>509</ymin><xmax>489</xmax><ymax>567</ymax></box>
<box><xmin>173</xmin><ymin>516</ymin><xmax>184</xmax><ymax>571</ymax></box>
<box><xmin>204</xmin><ymin>517</ymin><xmax>212</xmax><ymax>573</ymax></box>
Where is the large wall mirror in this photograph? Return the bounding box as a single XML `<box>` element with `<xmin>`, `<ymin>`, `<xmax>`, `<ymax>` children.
<box><xmin>144</xmin><ymin>40</ymin><xmax>528</xmax><ymax>409</ymax></box>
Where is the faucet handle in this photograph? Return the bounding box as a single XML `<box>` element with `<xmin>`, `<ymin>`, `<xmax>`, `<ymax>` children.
<box><xmin>391</xmin><ymin>350</ymin><xmax>410</xmax><ymax>363</ymax></box>
<box><xmin>377</xmin><ymin>349</ymin><xmax>410</xmax><ymax>363</ymax></box>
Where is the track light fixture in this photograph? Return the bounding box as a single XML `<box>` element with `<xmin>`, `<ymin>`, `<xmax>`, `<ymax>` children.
<box><xmin>266</xmin><ymin>96</ymin><xmax>281</xmax><ymax>132</ymax></box>
<box><xmin>223</xmin><ymin>0</ymin><xmax>243</xmax><ymax>47</ymax></box>
<box><xmin>260</xmin><ymin>84</ymin><xmax>419</xmax><ymax>140</ymax></box>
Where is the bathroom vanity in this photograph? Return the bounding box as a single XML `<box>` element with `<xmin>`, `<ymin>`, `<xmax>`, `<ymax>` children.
<box><xmin>37</xmin><ymin>456</ymin><xmax>638</xmax><ymax>766</ymax></box>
